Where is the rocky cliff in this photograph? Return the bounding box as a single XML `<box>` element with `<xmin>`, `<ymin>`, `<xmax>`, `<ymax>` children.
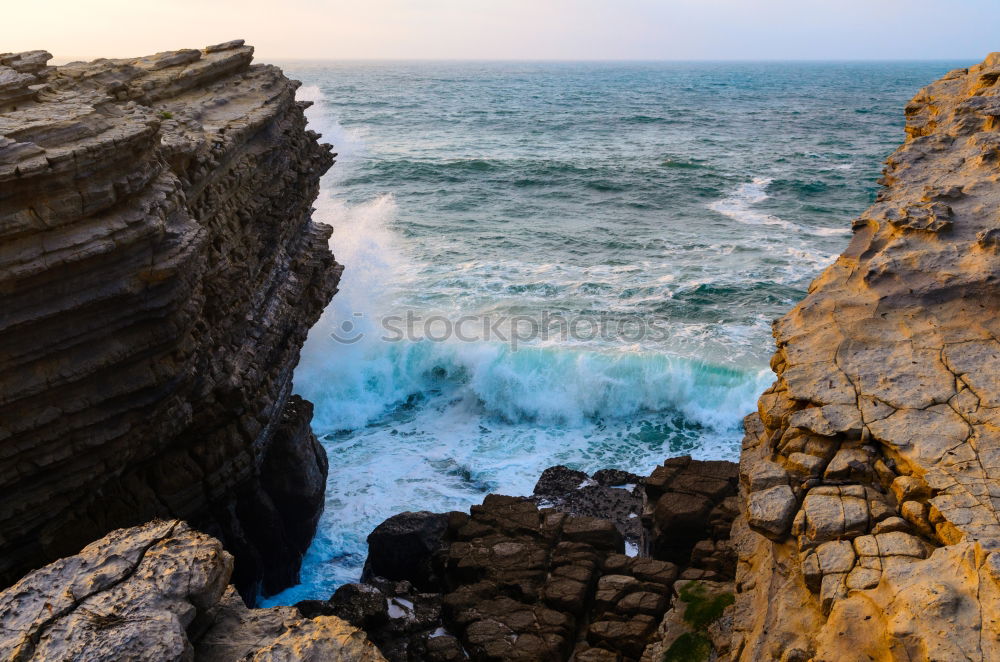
<box><xmin>4</xmin><ymin>43</ymin><xmax>1000</xmax><ymax>662</ymax></box>
<box><xmin>733</xmin><ymin>53</ymin><xmax>1000</xmax><ymax>660</ymax></box>
<box><xmin>0</xmin><ymin>42</ymin><xmax>340</xmax><ymax>599</ymax></box>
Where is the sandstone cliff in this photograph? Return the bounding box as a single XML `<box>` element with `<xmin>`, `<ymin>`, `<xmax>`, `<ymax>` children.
<box><xmin>0</xmin><ymin>520</ymin><xmax>385</xmax><ymax>661</ymax></box>
<box><xmin>0</xmin><ymin>42</ymin><xmax>340</xmax><ymax>599</ymax></box>
<box><xmin>734</xmin><ymin>53</ymin><xmax>1000</xmax><ymax>660</ymax></box>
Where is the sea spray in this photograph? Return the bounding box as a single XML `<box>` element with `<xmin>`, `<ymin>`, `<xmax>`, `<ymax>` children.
<box><xmin>300</xmin><ymin>335</ymin><xmax>771</xmax><ymax>434</ymax></box>
<box><xmin>295</xmin><ymin>195</ymin><xmax>409</xmax><ymax>431</ymax></box>
<box><xmin>262</xmin><ymin>60</ymin><xmax>958</xmax><ymax>604</ymax></box>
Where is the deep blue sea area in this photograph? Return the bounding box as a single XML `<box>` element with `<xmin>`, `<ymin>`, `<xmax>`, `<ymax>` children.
<box><xmin>262</xmin><ymin>60</ymin><xmax>971</xmax><ymax>604</ymax></box>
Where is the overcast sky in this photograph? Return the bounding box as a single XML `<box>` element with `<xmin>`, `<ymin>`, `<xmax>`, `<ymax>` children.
<box><xmin>8</xmin><ymin>0</ymin><xmax>997</xmax><ymax>62</ymax></box>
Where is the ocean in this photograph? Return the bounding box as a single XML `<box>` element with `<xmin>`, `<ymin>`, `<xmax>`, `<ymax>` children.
<box><xmin>262</xmin><ymin>60</ymin><xmax>969</xmax><ymax>605</ymax></box>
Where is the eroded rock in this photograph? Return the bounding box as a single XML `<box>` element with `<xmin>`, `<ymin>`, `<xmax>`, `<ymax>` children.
<box><xmin>364</xmin><ymin>512</ymin><xmax>449</xmax><ymax>591</ymax></box>
<box><xmin>0</xmin><ymin>521</ymin><xmax>384</xmax><ymax>662</ymax></box>
<box><xmin>732</xmin><ymin>51</ymin><xmax>1000</xmax><ymax>661</ymax></box>
<box><xmin>349</xmin><ymin>457</ymin><xmax>738</xmax><ymax>661</ymax></box>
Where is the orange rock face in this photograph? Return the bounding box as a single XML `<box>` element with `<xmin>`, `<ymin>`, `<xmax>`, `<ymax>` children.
<box><xmin>733</xmin><ymin>53</ymin><xmax>1000</xmax><ymax>660</ymax></box>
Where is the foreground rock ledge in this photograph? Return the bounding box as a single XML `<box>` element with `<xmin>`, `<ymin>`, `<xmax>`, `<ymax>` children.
<box><xmin>0</xmin><ymin>42</ymin><xmax>340</xmax><ymax>598</ymax></box>
<box><xmin>0</xmin><ymin>520</ymin><xmax>385</xmax><ymax>662</ymax></box>
<box><xmin>734</xmin><ymin>52</ymin><xmax>1000</xmax><ymax>660</ymax></box>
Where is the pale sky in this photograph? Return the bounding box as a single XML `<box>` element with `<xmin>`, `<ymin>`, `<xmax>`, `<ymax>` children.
<box><xmin>6</xmin><ymin>0</ymin><xmax>997</xmax><ymax>62</ymax></box>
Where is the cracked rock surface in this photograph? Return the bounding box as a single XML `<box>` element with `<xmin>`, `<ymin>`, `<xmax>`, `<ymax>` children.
<box><xmin>733</xmin><ymin>52</ymin><xmax>1000</xmax><ymax>660</ymax></box>
<box><xmin>0</xmin><ymin>520</ymin><xmax>385</xmax><ymax>662</ymax></box>
<box><xmin>0</xmin><ymin>42</ymin><xmax>340</xmax><ymax>599</ymax></box>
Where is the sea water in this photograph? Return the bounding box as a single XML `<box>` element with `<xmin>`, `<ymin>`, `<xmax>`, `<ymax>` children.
<box><xmin>262</xmin><ymin>60</ymin><xmax>968</xmax><ymax>604</ymax></box>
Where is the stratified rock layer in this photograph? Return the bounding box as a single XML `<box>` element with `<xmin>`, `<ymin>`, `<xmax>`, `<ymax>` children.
<box><xmin>0</xmin><ymin>520</ymin><xmax>385</xmax><ymax>662</ymax></box>
<box><xmin>733</xmin><ymin>53</ymin><xmax>1000</xmax><ymax>660</ymax></box>
<box><xmin>0</xmin><ymin>42</ymin><xmax>340</xmax><ymax>598</ymax></box>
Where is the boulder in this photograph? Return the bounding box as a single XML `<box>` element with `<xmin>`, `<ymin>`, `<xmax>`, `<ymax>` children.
<box><xmin>329</xmin><ymin>584</ymin><xmax>390</xmax><ymax>630</ymax></box>
<box><xmin>0</xmin><ymin>521</ymin><xmax>384</xmax><ymax>662</ymax></box>
<box><xmin>364</xmin><ymin>512</ymin><xmax>449</xmax><ymax>591</ymax></box>
<box><xmin>533</xmin><ymin>466</ymin><xmax>592</xmax><ymax>495</ymax></box>
<box><xmin>746</xmin><ymin>484</ymin><xmax>797</xmax><ymax>539</ymax></box>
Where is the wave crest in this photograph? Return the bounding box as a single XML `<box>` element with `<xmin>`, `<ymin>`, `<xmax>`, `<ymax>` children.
<box><xmin>297</xmin><ymin>336</ymin><xmax>770</xmax><ymax>434</ymax></box>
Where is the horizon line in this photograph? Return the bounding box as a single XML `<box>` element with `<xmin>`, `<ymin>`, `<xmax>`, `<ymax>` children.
<box><xmin>48</xmin><ymin>54</ymin><xmax>984</xmax><ymax>66</ymax></box>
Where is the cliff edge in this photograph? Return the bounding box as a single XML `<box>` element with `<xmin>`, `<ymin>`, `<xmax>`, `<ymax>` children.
<box><xmin>0</xmin><ymin>42</ymin><xmax>340</xmax><ymax>599</ymax></box>
<box><xmin>734</xmin><ymin>53</ymin><xmax>1000</xmax><ymax>660</ymax></box>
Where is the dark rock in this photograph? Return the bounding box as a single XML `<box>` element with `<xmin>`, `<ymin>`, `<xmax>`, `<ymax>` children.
<box><xmin>329</xmin><ymin>583</ymin><xmax>390</xmax><ymax>630</ymax></box>
<box><xmin>542</xmin><ymin>575</ymin><xmax>591</xmax><ymax>614</ymax></box>
<box><xmin>593</xmin><ymin>574</ymin><xmax>641</xmax><ymax>612</ymax></box>
<box><xmin>227</xmin><ymin>396</ymin><xmax>330</xmax><ymax>596</ymax></box>
<box><xmin>591</xmin><ymin>469</ymin><xmax>644</xmax><ymax>489</ymax></box>
<box><xmin>364</xmin><ymin>511</ymin><xmax>449</xmax><ymax>591</ymax></box>
<box><xmin>602</xmin><ymin>554</ymin><xmax>632</xmax><ymax>575</ymax></box>
<box><xmin>561</xmin><ymin>515</ymin><xmax>624</xmax><ymax>552</ymax></box>
<box><xmin>474</xmin><ymin>494</ymin><xmax>546</xmax><ymax>535</ymax></box>
<box><xmin>644</xmin><ymin>456</ymin><xmax>693</xmax><ymax>500</ymax></box>
<box><xmin>533</xmin><ymin>465</ymin><xmax>591</xmax><ymax>496</ymax></box>
<box><xmin>573</xmin><ymin>647</ymin><xmax>620</xmax><ymax>662</ymax></box>
<box><xmin>616</xmin><ymin>590</ymin><xmax>668</xmax><ymax>616</ymax></box>
<box><xmin>335</xmin><ymin>577</ymin><xmax>452</xmax><ymax>661</ymax></box>
<box><xmin>408</xmin><ymin>632</ymin><xmax>469</xmax><ymax>662</ymax></box>
<box><xmin>651</xmin><ymin>491</ymin><xmax>714</xmax><ymax>564</ymax></box>
<box><xmin>352</xmin><ymin>456</ymin><xmax>740</xmax><ymax>661</ymax></box>
<box><xmin>530</xmin><ymin>466</ymin><xmax>643</xmax><ymax>552</ymax></box>
<box><xmin>645</xmin><ymin>457</ymin><xmax>739</xmax><ymax>572</ymax></box>
<box><xmin>630</xmin><ymin>558</ymin><xmax>678</xmax><ymax>587</ymax></box>
<box><xmin>260</xmin><ymin>396</ymin><xmax>330</xmax><ymax>563</ymax></box>
<box><xmin>0</xmin><ymin>44</ymin><xmax>340</xmax><ymax>600</ymax></box>
<box><xmin>294</xmin><ymin>598</ymin><xmax>334</xmax><ymax>618</ymax></box>
<box><xmin>586</xmin><ymin>615</ymin><xmax>658</xmax><ymax>658</ymax></box>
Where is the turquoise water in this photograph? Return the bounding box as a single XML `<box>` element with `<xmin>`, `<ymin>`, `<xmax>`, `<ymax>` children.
<box><xmin>263</xmin><ymin>60</ymin><xmax>969</xmax><ymax>604</ymax></box>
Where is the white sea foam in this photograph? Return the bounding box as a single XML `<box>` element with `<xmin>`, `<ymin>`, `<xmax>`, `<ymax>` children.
<box><xmin>708</xmin><ymin>177</ymin><xmax>850</xmax><ymax>237</ymax></box>
<box><xmin>300</xmin><ymin>333</ymin><xmax>770</xmax><ymax>433</ymax></box>
<box><xmin>265</xmin><ymin>85</ymin><xmax>778</xmax><ymax>607</ymax></box>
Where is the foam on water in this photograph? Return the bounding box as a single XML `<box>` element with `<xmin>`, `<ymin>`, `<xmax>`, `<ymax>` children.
<box><xmin>270</xmin><ymin>342</ymin><xmax>769</xmax><ymax>604</ymax></box>
<box><xmin>261</xmin><ymin>60</ymin><xmax>967</xmax><ymax>605</ymax></box>
<box><xmin>301</xmin><ymin>336</ymin><xmax>770</xmax><ymax>434</ymax></box>
<box><xmin>263</xmin><ymin>86</ymin><xmax>774</xmax><ymax>605</ymax></box>
<box><xmin>708</xmin><ymin>177</ymin><xmax>851</xmax><ymax>237</ymax></box>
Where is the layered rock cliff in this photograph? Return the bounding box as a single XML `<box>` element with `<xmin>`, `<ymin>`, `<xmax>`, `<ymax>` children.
<box><xmin>0</xmin><ymin>42</ymin><xmax>340</xmax><ymax>599</ymax></box>
<box><xmin>733</xmin><ymin>53</ymin><xmax>1000</xmax><ymax>660</ymax></box>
